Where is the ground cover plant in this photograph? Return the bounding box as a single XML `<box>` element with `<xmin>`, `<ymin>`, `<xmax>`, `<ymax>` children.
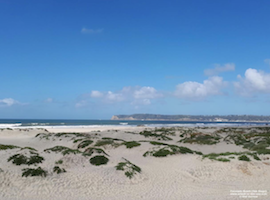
<box><xmin>77</xmin><ymin>140</ymin><xmax>94</xmax><ymax>148</ymax></box>
<box><xmin>115</xmin><ymin>158</ymin><xmax>141</xmax><ymax>179</ymax></box>
<box><xmin>22</xmin><ymin>167</ymin><xmax>47</xmax><ymax>177</ymax></box>
<box><xmin>94</xmin><ymin>139</ymin><xmax>122</xmax><ymax>147</ymax></box>
<box><xmin>0</xmin><ymin>144</ymin><xmax>20</xmax><ymax>150</ymax></box>
<box><xmin>179</xmin><ymin>133</ymin><xmax>220</xmax><ymax>145</ymax></box>
<box><xmin>143</xmin><ymin>145</ymin><xmax>202</xmax><ymax>157</ymax></box>
<box><xmin>44</xmin><ymin>146</ymin><xmax>81</xmax><ymax>155</ymax></box>
<box><xmin>139</xmin><ymin>130</ymin><xmax>173</xmax><ymax>141</ymax></box>
<box><xmin>89</xmin><ymin>155</ymin><xmax>109</xmax><ymax>166</ymax></box>
<box><xmin>53</xmin><ymin>166</ymin><xmax>66</xmax><ymax>174</ymax></box>
<box><xmin>55</xmin><ymin>159</ymin><xmax>63</xmax><ymax>164</ymax></box>
<box><xmin>203</xmin><ymin>151</ymin><xmax>262</xmax><ymax>162</ymax></box>
<box><xmin>36</xmin><ymin>132</ymin><xmax>91</xmax><ymax>142</ymax></box>
<box><xmin>122</xmin><ymin>141</ymin><xmax>141</xmax><ymax>148</ymax></box>
<box><xmin>83</xmin><ymin>147</ymin><xmax>109</xmax><ymax>156</ymax></box>
<box><xmin>7</xmin><ymin>153</ymin><xmax>44</xmax><ymax>166</ymax></box>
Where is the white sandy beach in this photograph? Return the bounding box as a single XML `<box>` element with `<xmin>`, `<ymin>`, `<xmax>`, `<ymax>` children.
<box><xmin>0</xmin><ymin>126</ymin><xmax>269</xmax><ymax>200</ymax></box>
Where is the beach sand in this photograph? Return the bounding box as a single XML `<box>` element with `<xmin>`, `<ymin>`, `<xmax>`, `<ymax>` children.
<box><xmin>0</xmin><ymin>126</ymin><xmax>269</xmax><ymax>200</ymax></box>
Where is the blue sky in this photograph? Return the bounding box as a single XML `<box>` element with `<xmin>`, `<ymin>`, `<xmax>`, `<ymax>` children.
<box><xmin>0</xmin><ymin>0</ymin><xmax>270</xmax><ymax>119</ymax></box>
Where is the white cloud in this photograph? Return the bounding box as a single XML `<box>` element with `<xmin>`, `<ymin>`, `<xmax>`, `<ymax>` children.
<box><xmin>0</xmin><ymin>98</ymin><xmax>19</xmax><ymax>107</ymax></box>
<box><xmin>264</xmin><ymin>59</ymin><xmax>270</xmax><ymax>66</ymax></box>
<box><xmin>174</xmin><ymin>76</ymin><xmax>227</xmax><ymax>100</ymax></box>
<box><xmin>77</xmin><ymin>86</ymin><xmax>162</xmax><ymax>107</ymax></box>
<box><xmin>90</xmin><ymin>91</ymin><xmax>103</xmax><ymax>98</ymax></box>
<box><xmin>81</xmin><ymin>28</ymin><xmax>103</xmax><ymax>34</ymax></box>
<box><xmin>234</xmin><ymin>68</ymin><xmax>270</xmax><ymax>96</ymax></box>
<box><xmin>133</xmin><ymin>87</ymin><xmax>162</xmax><ymax>99</ymax></box>
<box><xmin>204</xmin><ymin>63</ymin><xmax>235</xmax><ymax>76</ymax></box>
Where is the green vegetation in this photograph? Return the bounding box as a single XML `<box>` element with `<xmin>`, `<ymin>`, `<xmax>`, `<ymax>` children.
<box><xmin>36</xmin><ymin>132</ymin><xmax>90</xmax><ymax>141</ymax></box>
<box><xmin>123</xmin><ymin>141</ymin><xmax>141</xmax><ymax>148</ymax></box>
<box><xmin>73</xmin><ymin>138</ymin><xmax>84</xmax><ymax>143</ymax></box>
<box><xmin>115</xmin><ymin>158</ymin><xmax>141</xmax><ymax>179</ymax></box>
<box><xmin>44</xmin><ymin>146</ymin><xmax>81</xmax><ymax>155</ymax></box>
<box><xmin>21</xmin><ymin>147</ymin><xmax>37</xmax><ymax>151</ymax></box>
<box><xmin>238</xmin><ymin>155</ymin><xmax>250</xmax><ymax>161</ymax></box>
<box><xmin>179</xmin><ymin>133</ymin><xmax>220</xmax><ymax>145</ymax></box>
<box><xmin>139</xmin><ymin>130</ymin><xmax>173</xmax><ymax>141</ymax></box>
<box><xmin>0</xmin><ymin>144</ymin><xmax>20</xmax><ymax>150</ymax></box>
<box><xmin>143</xmin><ymin>145</ymin><xmax>201</xmax><ymax>157</ymax></box>
<box><xmin>94</xmin><ymin>139</ymin><xmax>121</xmax><ymax>147</ymax></box>
<box><xmin>102</xmin><ymin>137</ymin><xmax>125</xmax><ymax>142</ymax></box>
<box><xmin>203</xmin><ymin>151</ymin><xmax>263</xmax><ymax>162</ymax></box>
<box><xmin>153</xmin><ymin>127</ymin><xmax>176</xmax><ymax>136</ymax></box>
<box><xmin>89</xmin><ymin>155</ymin><xmax>109</xmax><ymax>166</ymax></box>
<box><xmin>55</xmin><ymin>159</ymin><xmax>63</xmax><ymax>164</ymax></box>
<box><xmin>83</xmin><ymin>147</ymin><xmax>109</xmax><ymax>156</ymax></box>
<box><xmin>148</xmin><ymin>141</ymin><xmax>169</xmax><ymax>146</ymax></box>
<box><xmin>77</xmin><ymin>140</ymin><xmax>93</xmax><ymax>148</ymax></box>
<box><xmin>7</xmin><ymin>153</ymin><xmax>44</xmax><ymax>165</ymax></box>
<box><xmin>53</xmin><ymin>166</ymin><xmax>66</xmax><ymax>174</ymax></box>
<box><xmin>22</xmin><ymin>167</ymin><xmax>47</xmax><ymax>177</ymax></box>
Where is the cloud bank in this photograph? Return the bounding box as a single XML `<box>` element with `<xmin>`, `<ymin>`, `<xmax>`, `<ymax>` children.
<box><xmin>234</xmin><ymin>68</ymin><xmax>270</xmax><ymax>96</ymax></box>
<box><xmin>174</xmin><ymin>76</ymin><xmax>227</xmax><ymax>100</ymax></box>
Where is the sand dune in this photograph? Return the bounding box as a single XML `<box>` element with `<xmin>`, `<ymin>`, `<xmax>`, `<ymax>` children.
<box><xmin>0</xmin><ymin>126</ymin><xmax>269</xmax><ymax>199</ymax></box>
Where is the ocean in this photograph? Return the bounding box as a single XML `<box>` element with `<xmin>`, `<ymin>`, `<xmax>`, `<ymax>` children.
<box><xmin>0</xmin><ymin>119</ymin><xmax>267</xmax><ymax>129</ymax></box>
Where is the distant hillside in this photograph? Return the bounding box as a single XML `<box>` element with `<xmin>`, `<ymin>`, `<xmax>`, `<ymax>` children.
<box><xmin>111</xmin><ymin>114</ymin><xmax>270</xmax><ymax>122</ymax></box>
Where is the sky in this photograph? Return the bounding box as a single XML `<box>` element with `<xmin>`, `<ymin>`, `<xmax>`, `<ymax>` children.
<box><xmin>0</xmin><ymin>0</ymin><xmax>270</xmax><ymax>119</ymax></box>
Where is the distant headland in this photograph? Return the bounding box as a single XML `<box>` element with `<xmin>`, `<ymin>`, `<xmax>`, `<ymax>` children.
<box><xmin>111</xmin><ymin>114</ymin><xmax>270</xmax><ymax>122</ymax></box>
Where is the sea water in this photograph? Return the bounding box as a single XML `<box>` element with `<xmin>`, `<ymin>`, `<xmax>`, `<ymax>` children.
<box><xmin>0</xmin><ymin>119</ymin><xmax>266</xmax><ymax>129</ymax></box>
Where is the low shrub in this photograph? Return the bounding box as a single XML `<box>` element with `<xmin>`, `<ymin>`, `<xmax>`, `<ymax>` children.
<box><xmin>53</xmin><ymin>166</ymin><xmax>66</xmax><ymax>174</ymax></box>
<box><xmin>139</xmin><ymin>130</ymin><xmax>172</xmax><ymax>141</ymax></box>
<box><xmin>238</xmin><ymin>155</ymin><xmax>250</xmax><ymax>161</ymax></box>
<box><xmin>143</xmin><ymin>145</ymin><xmax>199</xmax><ymax>157</ymax></box>
<box><xmin>55</xmin><ymin>160</ymin><xmax>63</xmax><ymax>164</ymax></box>
<box><xmin>22</xmin><ymin>167</ymin><xmax>47</xmax><ymax>177</ymax></box>
<box><xmin>123</xmin><ymin>141</ymin><xmax>141</xmax><ymax>149</ymax></box>
<box><xmin>90</xmin><ymin>155</ymin><xmax>109</xmax><ymax>166</ymax></box>
<box><xmin>44</xmin><ymin>146</ymin><xmax>81</xmax><ymax>155</ymax></box>
<box><xmin>94</xmin><ymin>140</ymin><xmax>121</xmax><ymax>147</ymax></box>
<box><xmin>7</xmin><ymin>153</ymin><xmax>44</xmax><ymax>165</ymax></box>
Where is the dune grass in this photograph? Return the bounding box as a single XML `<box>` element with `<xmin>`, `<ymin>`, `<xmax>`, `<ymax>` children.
<box><xmin>77</xmin><ymin>140</ymin><xmax>94</xmax><ymax>148</ymax></box>
<box><xmin>0</xmin><ymin>144</ymin><xmax>20</xmax><ymax>150</ymax></box>
<box><xmin>116</xmin><ymin>158</ymin><xmax>141</xmax><ymax>179</ymax></box>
